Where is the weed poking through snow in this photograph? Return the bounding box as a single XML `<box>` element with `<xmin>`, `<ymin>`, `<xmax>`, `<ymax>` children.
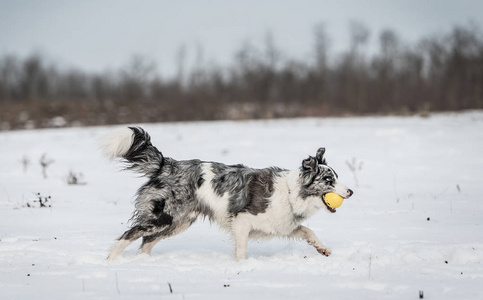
<box><xmin>39</xmin><ymin>153</ymin><xmax>54</xmax><ymax>179</ymax></box>
<box><xmin>346</xmin><ymin>157</ymin><xmax>363</xmax><ymax>187</ymax></box>
<box><xmin>66</xmin><ymin>170</ymin><xmax>86</xmax><ymax>185</ymax></box>
<box><xmin>21</xmin><ymin>155</ymin><xmax>30</xmax><ymax>173</ymax></box>
<box><xmin>23</xmin><ymin>193</ymin><xmax>52</xmax><ymax>208</ymax></box>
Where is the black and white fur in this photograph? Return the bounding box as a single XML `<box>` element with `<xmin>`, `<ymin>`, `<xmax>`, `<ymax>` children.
<box><xmin>101</xmin><ymin>127</ymin><xmax>353</xmax><ymax>260</ymax></box>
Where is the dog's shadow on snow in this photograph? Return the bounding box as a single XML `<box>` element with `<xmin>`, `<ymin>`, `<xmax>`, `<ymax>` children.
<box><xmin>91</xmin><ymin>247</ymin><xmax>335</xmax><ymax>275</ymax></box>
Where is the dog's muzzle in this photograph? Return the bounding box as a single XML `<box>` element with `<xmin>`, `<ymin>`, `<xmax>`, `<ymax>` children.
<box><xmin>322</xmin><ymin>189</ymin><xmax>353</xmax><ymax>213</ymax></box>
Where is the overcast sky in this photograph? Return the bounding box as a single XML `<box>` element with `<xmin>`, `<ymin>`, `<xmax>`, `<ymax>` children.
<box><xmin>1</xmin><ymin>0</ymin><xmax>482</xmax><ymax>77</ymax></box>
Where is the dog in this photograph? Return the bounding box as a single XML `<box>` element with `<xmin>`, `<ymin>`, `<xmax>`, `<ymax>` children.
<box><xmin>101</xmin><ymin>127</ymin><xmax>353</xmax><ymax>260</ymax></box>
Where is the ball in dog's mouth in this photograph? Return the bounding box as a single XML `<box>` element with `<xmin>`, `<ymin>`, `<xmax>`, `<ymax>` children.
<box><xmin>322</xmin><ymin>192</ymin><xmax>344</xmax><ymax>213</ymax></box>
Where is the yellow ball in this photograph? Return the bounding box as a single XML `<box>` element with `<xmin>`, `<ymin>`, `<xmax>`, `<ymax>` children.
<box><xmin>324</xmin><ymin>193</ymin><xmax>344</xmax><ymax>209</ymax></box>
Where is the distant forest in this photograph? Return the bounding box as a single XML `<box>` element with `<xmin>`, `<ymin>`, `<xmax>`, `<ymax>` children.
<box><xmin>1</xmin><ymin>22</ymin><xmax>482</xmax><ymax>130</ymax></box>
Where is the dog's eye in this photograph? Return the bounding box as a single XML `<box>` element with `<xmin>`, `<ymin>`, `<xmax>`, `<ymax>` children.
<box><xmin>323</xmin><ymin>176</ymin><xmax>333</xmax><ymax>183</ymax></box>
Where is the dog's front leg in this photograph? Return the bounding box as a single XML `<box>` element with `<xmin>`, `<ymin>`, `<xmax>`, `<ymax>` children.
<box><xmin>232</xmin><ymin>218</ymin><xmax>251</xmax><ymax>261</ymax></box>
<box><xmin>290</xmin><ymin>225</ymin><xmax>331</xmax><ymax>256</ymax></box>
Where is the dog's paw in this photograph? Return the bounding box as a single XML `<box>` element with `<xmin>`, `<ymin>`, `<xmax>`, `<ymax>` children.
<box><xmin>316</xmin><ymin>246</ymin><xmax>331</xmax><ymax>257</ymax></box>
<box><xmin>234</xmin><ymin>249</ymin><xmax>247</xmax><ymax>261</ymax></box>
<box><xmin>234</xmin><ymin>252</ymin><xmax>247</xmax><ymax>261</ymax></box>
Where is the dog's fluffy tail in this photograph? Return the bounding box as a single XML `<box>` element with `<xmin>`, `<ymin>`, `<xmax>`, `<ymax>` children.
<box><xmin>100</xmin><ymin>127</ymin><xmax>163</xmax><ymax>177</ymax></box>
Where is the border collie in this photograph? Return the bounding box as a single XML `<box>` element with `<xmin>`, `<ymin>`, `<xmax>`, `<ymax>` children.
<box><xmin>101</xmin><ymin>127</ymin><xmax>353</xmax><ymax>260</ymax></box>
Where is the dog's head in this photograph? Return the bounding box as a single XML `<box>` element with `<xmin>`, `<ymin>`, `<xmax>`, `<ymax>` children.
<box><xmin>299</xmin><ymin>148</ymin><xmax>353</xmax><ymax>213</ymax></box>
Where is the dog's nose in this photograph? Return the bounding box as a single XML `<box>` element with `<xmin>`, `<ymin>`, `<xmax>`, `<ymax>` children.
<box><xmin>347</xmin><ymin>189</ymin><xmax>354</xmax><ymax>197</ymax></box>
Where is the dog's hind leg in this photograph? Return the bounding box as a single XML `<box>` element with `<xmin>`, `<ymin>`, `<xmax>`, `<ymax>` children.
<box><xmin>140</xmin><ymin>216</ymin><xmax>197</xmax><ymax>255</ymax></box>
<box><xmin>107</xmin><ymin>239</ymin><xmax>132</xmax><ymax>261</ymax></box>
<box><xmin>107</xmin><ymin>225</ymin><xmax>156</xmax><ymax>260</ymax></box>
<box><xmin>140</xmin><ymin>234</ymin><xmax>164</xmax><ymax>255</ymax></box>
<box><xmin>289</xmin><ymin>225</ymin><xmax>331</xmax><ymax>257</ymax></box>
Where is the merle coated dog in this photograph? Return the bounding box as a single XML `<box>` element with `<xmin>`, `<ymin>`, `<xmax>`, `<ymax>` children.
<box><xmin>102</xmin><ymin>127</ymin><xmax>353</xmax><ymax>260</ymax></box>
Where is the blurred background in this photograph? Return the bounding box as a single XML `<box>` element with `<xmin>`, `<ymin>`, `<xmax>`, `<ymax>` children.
<box><xmin>1</xmin><ymin>0</ymin><xmax>482</xmax><ymax>130</ymax></box>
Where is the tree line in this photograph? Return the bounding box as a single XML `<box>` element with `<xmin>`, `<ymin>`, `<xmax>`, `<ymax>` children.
<box><xmin>1</xmin><ymin>22</ymin><xmax>482</xmax><ymax>130</ymax></box>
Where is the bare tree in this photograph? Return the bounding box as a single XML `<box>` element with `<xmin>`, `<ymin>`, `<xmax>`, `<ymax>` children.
<box><xmin>176</xmin><ymin>44</ymin><xmax>187</xmax><ymax>87</ymax></box>
<box><xmin>313</xmin><ymin>22</ymin><xmax>331</xmax><ymax>72</ymax></box>
<box><xmin>0</xmin><ymin>23</ymin><xmax>482</xmax><ymax>129</ymax></box>
<box><xmin>349</xmin><ymin>20</ymin><xmax>370</xmax><ymax>54</ymax></box>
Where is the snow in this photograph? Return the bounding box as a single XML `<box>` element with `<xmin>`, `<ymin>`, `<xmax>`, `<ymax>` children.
<box><xmin>1</xmin><ymin>111</ymin><xmax>483</xmax><ymax>299</ymax></box>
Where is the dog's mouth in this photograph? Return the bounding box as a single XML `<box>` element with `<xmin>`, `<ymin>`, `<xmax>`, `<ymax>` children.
<box><xmin>322</xmin><ymin>193</ymin><xmax>337</xmax><ymax>213</ymax></box>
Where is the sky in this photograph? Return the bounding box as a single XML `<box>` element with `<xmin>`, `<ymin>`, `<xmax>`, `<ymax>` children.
<box><xmin>1</xmin><ymin>0</ymin><xmax>482</xmax><ymax>77</ymax></box>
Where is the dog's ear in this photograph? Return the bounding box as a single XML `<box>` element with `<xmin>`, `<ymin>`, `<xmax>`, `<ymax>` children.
<box><xmin>316</xmin><ymin>147</ymin><xmax>327</xmax><ymax>165</ymax></box>
<box><xmin>302</xmin><ymin>156</ymin><xmax>318</xmax><ymax>173</ymax></box>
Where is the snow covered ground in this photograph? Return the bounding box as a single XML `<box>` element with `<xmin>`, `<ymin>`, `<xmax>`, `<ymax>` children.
<box><xmin>1</xmin><ymin>111</ymin><xmax>483</xmax><ymax>299</ymax></box>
